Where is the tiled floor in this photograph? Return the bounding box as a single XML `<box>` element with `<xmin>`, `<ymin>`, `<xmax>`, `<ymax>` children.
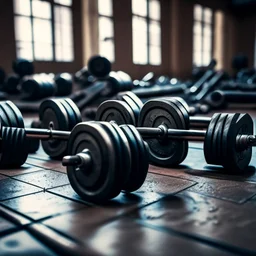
<box><xmin>1</xmin><ymin>141</ymin><xmax>256</xmax><ymax>255</ymax></box>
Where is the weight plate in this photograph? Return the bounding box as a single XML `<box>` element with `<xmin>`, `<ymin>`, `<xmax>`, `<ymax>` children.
<box><xmin>120</xmin><ymin>94</ymin><xmax>141</xmax><ymax>125</ymax></box>
<box><xmin>167</xmin><ymin>98</ymin><xmax>190</xmax><ymax>129</ymax></box>
<box><xmin>204</xmin><ymin>113</ymin><xmax>221</xmax><ymax>165</ymax></box>
<box><xmin>64</xmin><ymin>98</ymin><xmax>82</xmax><ymax>125</ymax></box>
<box><xmin>0</xmin><ymin>103</ymin><xmax>10</xmax><ymax>126</ymax></box>
<box><xmin>212</xmin><ymin>113</ymin><xmax>228</xmax><ymax>165</ymax></box>
<box><xmin>39</xmin><ymin>99</ymin><xmax>69</xmax><ymax>158</ymax></box>
<box><xmin>67</xmin><ymin>122</ymin><xmax>119</xmax><ymax>202</ymax></box>
<box><xmin>162</xmin><ymin>98</ymin><xmax>189</xmax><ymax>164</ymax></box>
<box><xmin>138</xmin><ymin>99</ymin><xmax>188</xmax><ymax>166</ymax></box>
<box><xmin>5</xmin><ymin>101</ymin><xmax>24</xmax><ymax>128</ymax></box>
<box><xmin>100</xmin><ymin>122</ymin><xmax>131</xmax><ymax>199</ymax></box>
<box><xmin>107</xmin><ymin>122</ymin><xmax>131</xmax><ymax>187</ymax></box>
<box><xmin>0</xmin><ymin>127</ymin><xmax>28</xmax><ymax>168</ymax></box>
<box><xmin>116</xmin><ymin>71</ymin><xmax>134</xmax><ymax>91</ymax></box>
<box><xmin>0</xmin><ymin>102</ymin><xmax>18</xmax><ymax>128</ymax></box>
<box><xmin>88</xmin><ymin>56</ymin><xmax>111</xmax><ymax>78</ymax></box>
<box><xmin>59</xmin><ymin>99</ymin><xmax>77</xmax><ymax>131</ymax></box>
<box><xmin>221</xmin><ymin>113</ymin><xmax>237</xmax><ymax>161</ymax></box>
<box><xmin>222</xmin><ymin>113</ymin><xmax>253</xmax><ymax>173</ymax></box>
<box><xmin>0</xmin><ymin>126</ymin><xmax>14</xmax><ymax>167</ymax></box>
<box><xmin>119</xmin><ymin>124</ymin><xmax>149</xmax><ymax>192</ymax></box>
<box><xmin>96</xmin><ymin>100</ymin><xmax>136</xmax><ymax>125</ymax></box>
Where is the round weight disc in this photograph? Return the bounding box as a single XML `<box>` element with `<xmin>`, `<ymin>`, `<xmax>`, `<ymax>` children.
<box><xmin>138</xmin><ymin>99</ymin><xmax>188</xmax><ymax>166</ymax></box>
<box><xmin>204</xmin><ymin>113</ymin><xmax>221</xmax><ymax>165</ymax></box>
<box><xmin>0</xmin><ymin>127</ymin><xmax>28</xmax><ymax>168</ymax></box>
<box><xmin>59</xmin><ymin>99</ymin><xmax>77</xmax><ymax>130</ymax></box>
<box><xmin>64</xmin><ymin>98</ymin><xmax>82</xmax><ymax>125</ymax></box>
<box><xmin>212</xmin><ymin>113</ymin><xmax>228</xmax><ymax>165</ymax></box>
<box><xmin>222</xmin><ymin>113</ymin><xmax>253</xmax><ymax>173</ymax></box>
<box><xmin>221</xmin><ymin>113</ymin><xmax>237</xmax><ymax>161</ymax></box>
<box><xmin>39</xmin><ymin>99</ymin><xmax>69</xmax><ymax>158</ymax></box>
<box><xmin>0</xmin><ymin>102</ymin><xmax>20</xmax><ymax>128</ymax></box>
<box><xmin>167</xmin><ymin>98</ymin><xmax>190</xmax><ymax>129</ymax></box>
<box><xmin>5</xmin><ymin>101</ymin><xmax>24</xmax><ymax>128</ymax></box>
<box><xmin>119</xmin><ymin>94</ymin><xmax>141</xmax><ymax>125</ymax></box>
<box><xmin>101</xmin><ymin>122</ymin><xmax>131</xmax><ymax>198</ymax></box>
<box><xmin>67</xmin><ymin>122</ymin><xmax>120</xmax><ymax>202</ymax></box>
<box><xmin>88</xmin><ymin>55</ymin><xmax>111</xmax><ymax>78</ymax></box>
<box><xmin>119</xmin><ymin>124</ymin><xmax>149</xmax><ymax>192</ymax></box>
<box><xmin>96</xmin><ymin>100</ymin><xmax>136</xmax><ymax>125</ymax></box>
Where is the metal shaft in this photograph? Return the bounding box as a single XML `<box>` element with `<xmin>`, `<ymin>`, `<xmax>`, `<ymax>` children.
<box><xmin>136</xmin><ymin>127</ymin><xmax>206</xmax><ymax>141</ymax></box>
<box><xmin>25</xmin><ymin>128</ymin><xmax>70</xmax><ymax>140</ymax></box>
<box><xmin>62</xmin><ymin>150</ymin><xmax>91</xmax><ymax>169</ymax></box>
<box><xmin>189</xmin><ymin>116</ymin><xmax>211</xmax><ymax>128</ymax></box>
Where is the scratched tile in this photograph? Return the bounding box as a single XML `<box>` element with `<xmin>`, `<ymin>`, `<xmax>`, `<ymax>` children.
<box><xmin>1</xmin><ymin>191</ymin><xmax>87</xmax><ymax>221</ymax></box>
<box><xmin>43</xmin><ymin>216</ymin><xmax>233</xmax><ymax>256</ymax></box>
<box><xmin>13</xmin><ymin>170</ymin><xmax>69</xmax><ymax>189</ymax></box>
<box><xmin>0</xmin><ymin>216</ymin><xmax>17</xmax><ymax>236</ymax></box>
<box><xmin>0</xmin><ymin>178</ymin><xmax>41</xmax><ymax>201</ymax></box>
<box><xmin>130</xmin><ymin>191</ymin><xmax>256</xmax><ymax>254</ymax></box>
<box><xmin>0</xmin><ymin>230</ymin><xmax>57</xmax><ymax>255</ymax></box>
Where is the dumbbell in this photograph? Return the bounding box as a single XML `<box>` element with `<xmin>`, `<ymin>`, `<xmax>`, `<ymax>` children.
<box><xmin>74</xmin><ymin>67</ymin><xmax>95</xmax><ymax>87</ymax></box>
<box><xmin>62</xmin><ymin>121</ymin><xmax>149</xmax><ymax>202</ymax></box>
<box><xmin>21</xmin><ymin>73</ymin><xmax>72</xmax><ymax>100</ymax></box>
<box><xmin>96</xmin><ymin>97</ymin><xmax>255</xmax><ymax>171</ymax></box>
<box><xmin>0</xmin><ymin>100</ymin><xmax>39</xmax><ymax>153</ymax></box>
<box><xmin>207</xmin><ymin>90</ymin><xmax>256</xmax><ymax>109</ymax></box>
<box><xmin>12</xmin><ymin>58</ymin><xmax>34</xmax><ymax>77</ymax></box>
<box><xmin>3</xmin><ymin>74</ymin><xmax>20</xmax><ymax>94</ymax></box>
<box><xmin>190</xmin><ymin>71</ymin><xmax>228</xmax><ymax>102</ymax></box>
<box><xmin>62</xmin><ymin>111</ymin><xmax>256</xmax><ymax>203</ymax></box>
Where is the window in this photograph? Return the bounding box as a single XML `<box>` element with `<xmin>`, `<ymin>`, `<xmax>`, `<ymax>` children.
<box><xmin>193</xmin><ymin>4</ymin><xmax>213</xmax><ymax>67</ymax></box>
<box><xmin>132</xmin><ymin>0</ymin><xmax>161</xmax><ymax>65</ymax></box>
<box><xmin>98</xmin><ymin>0</ymin><xmax>115</xmax><ymax>62</ymax></box>
<box><xmin>13</xmin><ymin>0</ymin><xmax>74</xmax><ymax>62</ymax></box>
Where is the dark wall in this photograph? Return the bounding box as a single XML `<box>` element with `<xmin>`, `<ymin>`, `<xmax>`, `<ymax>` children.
<box><xmin>0</xmin><ymin>0</ymin><xmax>255</xmax><ymax>78</ymax></box>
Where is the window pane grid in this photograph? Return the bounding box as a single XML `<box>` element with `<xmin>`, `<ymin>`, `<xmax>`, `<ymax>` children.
<box><xmin>193</xmin><ymin>4</ymin><xmax>213</xmax><ymax>67</ymax></box>
<box><xmin>98</xmin><ymin>0</ymin><xmax>115</xmax><ymax>62</ymax></box>
<box><xmin>132</xmin><ymin>0</ymin><xmax>161</xmax><ymax>65</ymax></box>
<box><xmin>14</xmin><ymin>0</ymin><xmax>74</xmax><ymax>62</ymax></box>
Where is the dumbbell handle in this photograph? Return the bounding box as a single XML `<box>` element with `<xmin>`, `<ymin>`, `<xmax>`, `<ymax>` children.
<box><xmin>189</xmin><ymin>116</ymin><xmax>211</xmax><ymax>128</ymax></box>
<box><xmin>137</xmin><ymin>126</ymin><xmax>255</xmax><ymax>150</ymax></box>
<box><xmin>137</xmin><ymin>127</ymin><xmax>206</xmax><ymax>141</ymax></box>
<box><xmin>25</xmin><ymin>128</ymin><xmax>70</xmax><ymax>140</ymax></box>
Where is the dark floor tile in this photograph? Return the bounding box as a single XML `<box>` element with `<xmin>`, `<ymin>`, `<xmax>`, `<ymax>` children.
<box><xmin>44</xmin><ymin>216</ymin><xmax>233</xmax><ymax>256</ymax></box>
<box><xmin>149</xmin><ymin>150</ymin><xmax>256</xmax><ymax>203</ymax></box>
<box><xmin>13</xmin><ymin>170</ymin><xmax>69</xmax><ymax>189</ymax></box>
<box><xmin>0</xmin><ymin>230</ymin><xmax>57</xmax><ymax>255</ymax></box>
<box><xmin>130</xmin><ymin>191</ymin><xmax>256</xmax><ymax>254</ymax></box>
<box><xmin>48</xmin><ymin>173</ymin><xmax>195</xmax><ymax>215</ymax></box>
<box><xmin>0</xmin><ymin>166</ymin><xmax>43</xmax><ymax>177</ymax></box>
<box><xmin>1</xmin><ymin>191</ymin><xmax>87</xmax><ymax>221</ymax></box>
<box><xmin>0</xmin><ymin>178</ymin><xmax>42</xmax><ymax>201</ymax></box>
<box><xmin>0</xmin><ymin>174</ymin><xmax>8</xmax><ymax>180</ymax></box>
<box><xmin>26</xmin><ymin>157</ymin><xmax>63</xmax><ymax>171</ymax></box>
<box><xmin>0</xmin><ymin>216</ymin><xmax>17</xmax><ymax>237</ymax></box>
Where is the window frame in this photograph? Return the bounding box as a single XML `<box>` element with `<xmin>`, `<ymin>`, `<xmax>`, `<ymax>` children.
<box><xmin>13</xmin><ymin>0</ymin><xmax>74</xmax><ymax>62</ymax></box>
<box><xmin>132</xmin><ymin>0</ymin><xmax>162</xmax><ymax>66</ymax></box>
<box><xmin>97</xmin><ymin>0</ymin><xmax>115</xmax><ymax>62</ymax></box>
<box><xmin>193</xmin><ymin>4</ymin><xmax>214</xmax><ymax>67</ymax></box>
